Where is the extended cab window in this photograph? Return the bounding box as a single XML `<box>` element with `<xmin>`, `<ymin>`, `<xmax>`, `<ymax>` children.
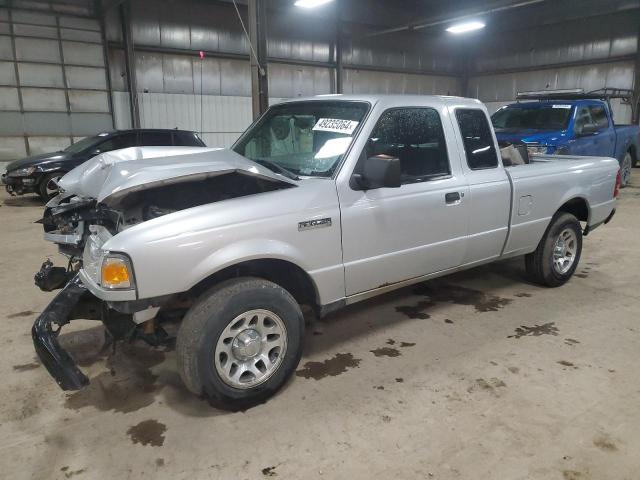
<box><xmin>574</xmin><ymin>106</ymin><xmax>593</xmax><ymax>135</ymax></box>
<box><xmin>456</xmin><ymin>109</ymin><xmax>498</xmax><ymax>169</ymax></box>
<box><xmin>589</xmin><ymin>105</ymin><xmax>609</xmax><ymax>130</ymax></box>
<box><xmin>366</xmin><ymin>108</ymin><xmax>450</xmax><ymax>183</ymax></box>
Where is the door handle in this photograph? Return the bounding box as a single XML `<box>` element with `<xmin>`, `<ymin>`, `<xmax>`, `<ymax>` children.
<box><xmin>445</xmin><ymin>192</ymin><xmax>462</xmax><ymax>205</ymax></box>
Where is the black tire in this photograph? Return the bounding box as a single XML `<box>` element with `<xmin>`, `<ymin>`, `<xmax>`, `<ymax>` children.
<box><xmin>620</xmin><ymin>152</ymin><xmax>632</xmax><ymax>188</ymax></box>
<box><xmin>38</xmin><ymin>172</ymin><xmax>63</xmax><ymax>201</ymax></box>
<box><xmin>176</xmin><ymin>277</ymin><xmax>304</xmax><ymax>410</ymax></box>
<box><xmin>525</xmin><ymin>212</ymin><xmax>582</xmax><ymax>287</ymax></box>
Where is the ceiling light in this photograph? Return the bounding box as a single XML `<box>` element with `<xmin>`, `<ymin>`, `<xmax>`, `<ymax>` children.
<box><xmin>446</xmin><ymin>21</ymin><xmax>485</xmax><ymax>34</ymax></box>
<box><xmin>294</xmin><ymin>0</ymin><xmax>334</xmax><ymax>8</ymax></box>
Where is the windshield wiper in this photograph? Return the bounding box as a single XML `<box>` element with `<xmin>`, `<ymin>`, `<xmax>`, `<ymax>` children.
<box><xmin>254</xmin><ymin>159</ymin><xmax>300</xmax><ymax>180</ymax></box>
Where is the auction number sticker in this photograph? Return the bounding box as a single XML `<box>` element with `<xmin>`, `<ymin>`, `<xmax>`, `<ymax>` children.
<box><xmin>552</xmin><ymin>104</ymin><xmax>572</xmax><ymax>109</ymax></box>
<box><xmin>313</xmin><ymin>118</ymin><xmax>359</xmax><ymax>134</ymax></box>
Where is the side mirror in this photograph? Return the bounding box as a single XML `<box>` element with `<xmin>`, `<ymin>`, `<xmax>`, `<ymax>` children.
<box><xmin>578</xmin><ymin>123</ymin><xmax>598</xmax><ymax>136</ymax></box>
<box><xmin>351</xmin><ymin>155</ymin><xmax>401</xmax><ymax>190</ymax></box>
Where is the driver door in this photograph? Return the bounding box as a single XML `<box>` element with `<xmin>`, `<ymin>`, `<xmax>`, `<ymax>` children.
<box><xmin>337</xmin><ymin>107</ymin><xmax>469</xmax><ymax>296</ymax></box>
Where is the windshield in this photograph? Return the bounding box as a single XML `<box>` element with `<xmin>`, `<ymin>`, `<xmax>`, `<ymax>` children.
<box><xmin>233</xmin><ymin>101</ymin><xmax>369</xmax><ymax>178</ymax></box>
<box><xmin>64</xmin><ymin>134</ymin><xmax>107</xmax><ymax>154</ymax></box>
<box><xmin>492</xmin><ymin>104</ymin><xmax>572</xmax><ymax>131</ymax></box>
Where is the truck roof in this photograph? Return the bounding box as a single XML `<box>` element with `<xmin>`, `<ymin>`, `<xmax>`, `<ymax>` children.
<box><xmin>277</xmin><ymin>94</ymin><xmax>484</xmax><ymax>110</ymax></box>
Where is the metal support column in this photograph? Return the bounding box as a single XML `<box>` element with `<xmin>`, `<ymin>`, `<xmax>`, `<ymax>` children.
<box><xmin>335</xmin><ymin>1</ymin><xmax>343</xmax><ymax>94</ymax></box>
<box><xmin>120</xmin><ymin>1</ymin><xmax>140</xmax><ymax>129</ymax></box>
<box><xmin>248</xmin><ymin>0</ymin><xmax>269</xmax><ymax>120</ymax></box>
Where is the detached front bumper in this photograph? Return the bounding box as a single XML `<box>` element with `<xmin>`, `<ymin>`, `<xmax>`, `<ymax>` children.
<box><xmin>32</xmin><ymin>274</ymin><xmax>92</xmax><ymax>390</ymax></box>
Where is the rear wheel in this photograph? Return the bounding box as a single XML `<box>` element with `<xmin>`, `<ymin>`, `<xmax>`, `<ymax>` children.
<box><xmin>620</xmin><ymin>152</ymin><xmax>632</xmax><ymax>188</ymax></box>
<box><xmin>525</xmin><ymin>212</ymin><xmax>582</xmax><ymax>287</ymax></box>
<box><xmin>38</xmin><ymin>172</ymin><xmax>63</xmax><ymax>201</ymax></box>
<box><xmin>176</xmin><ymin>277</ymin><xmax>304</xmax><ymax>410</ymax></box>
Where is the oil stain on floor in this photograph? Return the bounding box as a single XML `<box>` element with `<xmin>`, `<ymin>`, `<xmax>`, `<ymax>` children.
<box><xmin>370</xmin><ymin>347</ymin><xmax>401</xmax><ymax>357</ymax></box>
<box><xmin>508</xmin><ymin>322</ymin><xmax>559</xmax><ymax>339</ymax></box>
<box><xmin>64</xmin><ymin>343</ymin><xmax>167</xmax><ymax>414</ymax></box>
<box><xmin>395</xmin><ymin>282</ymin><xmax>513</xmax><ymax>319</ymax></box>
<box><xmin>296</xmin><ymin>353</ymin><xmax>361</xmax><ymax>380</ymax></box>
<box><xmin>60</xmin><ymin>466</ymin><xmax>86</xmax><ymax>478</ymax></box>
<box><xmin>13</xmin><ymin>361</ymin><xmax>40</xmax><ymax>372</ymax></box>
<box><xmin>7</xmin><ymin>310</ymin><xmax>36</xmax><ymax>319</ymax></box>
<box><xmin>127</xmin><ymin>419</ymin><xmax>167</xmax><ymax>447</ymax></box>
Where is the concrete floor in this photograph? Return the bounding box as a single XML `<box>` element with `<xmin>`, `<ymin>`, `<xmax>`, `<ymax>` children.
<box><xmin>1</xmin><ymin>179</ymin><xmax>639</xmax><ymax>480</ymax></box>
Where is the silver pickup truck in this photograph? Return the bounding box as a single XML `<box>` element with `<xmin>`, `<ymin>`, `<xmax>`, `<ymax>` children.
<box><xmin>33</xmin><ymin>95</ymin><xmax>619</xmax><ymax>409</ymax></box>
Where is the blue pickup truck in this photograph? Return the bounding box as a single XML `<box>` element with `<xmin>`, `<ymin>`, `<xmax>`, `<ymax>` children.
<box><xmin>492</xmin><ymin>90</ymin><xmax>640</xmax><ymax>187</ymax></box>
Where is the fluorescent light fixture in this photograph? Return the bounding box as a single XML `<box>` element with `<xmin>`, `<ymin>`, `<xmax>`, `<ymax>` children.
<box><xmin>294</xmin><ymin>0</ymin><xmax>334</xmax><ymax>8</ymax></box>
<box><xmin>446</xmin><ymin>21</ymin><xmax>485</xmax><ymax>34</ymax></box>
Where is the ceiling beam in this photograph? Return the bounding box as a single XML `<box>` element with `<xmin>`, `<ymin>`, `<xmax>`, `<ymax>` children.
<box><xmin>362</xmin><ymin>0</ymin><xmax>547</xmax><ymax>38</ymax></box>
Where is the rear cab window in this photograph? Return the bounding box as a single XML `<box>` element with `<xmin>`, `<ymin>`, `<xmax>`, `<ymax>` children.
<box><xmin>588</xmin><ymin>104</ymin><xmax>609</xmax><ymax>130</ymax></box>
<box><xmin>455</xmin><ymin>109</ymin><xmax>499</xmax><ymax>169</ymax></box>
<box><xmin>366</xmin><ymin>107</ymin><xmax>451</xmax><ymax>184</ymax></box>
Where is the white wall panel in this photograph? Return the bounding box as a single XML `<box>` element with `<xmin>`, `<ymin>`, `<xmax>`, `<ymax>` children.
<box><xmin>21</xmin><ymin>87</ymin><xmax>67</xmax><ymax>111</ymax></box>
<box><xmin>113</xmin><ymin>91</ymin><xmax>253</xmax><ymax>148</ymax></box>
<box><xmin>0</xmin><ymin>61</ymin><xmax>16</xmax><ymax>84</ymax></box>
<box><xmin>27</xmin><ymin>135</ymin><xmax>70</xmax><ymax>154</ymax></box>
<box><xmin>68</xmin><ymin>89</ymin><xmax>109</xmax><ymax>112</ymax></box>
<box><xmin>470</xmin><ymin>62</ymin><xmax>636</xmax><ymax>123</ymax></box>
<box><xmin>345</xmin><ymin>69</ymin><xmax>461</xmax><ymax>96</ymax></box>
<box><xmin>0</xmin><ymin>136</ymin><xmax>26</xmax><ymax>161</ymax></box>
<box><xmin>0</xmin><ymin>86</ymin><xmax>19</xmax><ymax>110</ymax></box>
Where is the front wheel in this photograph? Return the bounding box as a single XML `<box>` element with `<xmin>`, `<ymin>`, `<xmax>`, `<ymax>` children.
<box><xmin>38</xmin><ymin>172</ymin><xmax>63</xmax><ymax>201</ymax></box>
<box><xmin>176</xmin><ymin>277</ymin><xmax>304</xmax><ymax>410</ymax></box>
<box><xmin>525</xmin><ymin>212</ymin><xmax>582</xmax><ymax>287</ymax></box>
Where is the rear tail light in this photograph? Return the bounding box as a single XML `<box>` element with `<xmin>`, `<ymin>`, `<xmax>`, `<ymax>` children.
<box><xmin>613</xmin><ymin>169</ymin><xmax>621</xmax><ymax>198</ymax></box>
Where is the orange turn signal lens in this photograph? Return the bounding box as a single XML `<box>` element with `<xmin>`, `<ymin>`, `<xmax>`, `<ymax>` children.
<box><xmin>101</xmin><ymin>256</ymin><xmax>132</xmax><ymax>289</ymax></box>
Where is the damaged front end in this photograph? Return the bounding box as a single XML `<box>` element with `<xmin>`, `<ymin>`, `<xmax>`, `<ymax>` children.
<box><xmin>34</xmin><ymin>147</ymin><xmax>297</xmax><ymax>390</ymax></box>
<box><xmin>37</xmin><ymin>147</ymin><xmax>296</xmax><ymax>292</ymax></box>
<box><xmin>32</xmin><ymin>274</ymin><xmax>99</xmax><ymax>390</ymax></box>
<box><xmin>32</xmin><ymin>272</ymin><xmax>185</xmax><ymax>391</ymax></box>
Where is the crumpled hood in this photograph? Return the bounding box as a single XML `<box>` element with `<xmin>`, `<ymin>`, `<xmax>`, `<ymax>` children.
<box><xmin>57</xmin><ymin>146</ymin><xmax>297</xmax><ymax>204</ymax></box>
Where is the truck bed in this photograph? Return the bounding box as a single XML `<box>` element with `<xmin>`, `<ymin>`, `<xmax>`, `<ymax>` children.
<box><xmin>503</xmin><ymin>154</ymin><xmax>618</xmax><ymax>256</ymax></box>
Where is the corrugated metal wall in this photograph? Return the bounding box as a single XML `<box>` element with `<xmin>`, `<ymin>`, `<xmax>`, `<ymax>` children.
<box><xmin>466</xmin><ymin>11</ymin><xmax>639</xmax><ymax>122</ymax></box>
<box><xmin>0</xmin><ymin>0</ymin><xmax>112</xmax><ymax>162</ymax></box>
<box><xmin>106</xmin><ymin>0</ymin><xmax>463</xmax><ymax>148</ymax></box>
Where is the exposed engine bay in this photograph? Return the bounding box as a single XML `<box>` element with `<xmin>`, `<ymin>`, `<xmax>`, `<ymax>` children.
<box><xmin>42</xmin><ymin>172</ymin><xmax>292</xmax><ymax>260</ymax></box>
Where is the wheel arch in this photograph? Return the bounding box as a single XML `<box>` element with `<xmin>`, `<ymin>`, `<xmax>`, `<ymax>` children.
<box><xmin>557</xmin><ymin>196</ymin><xmax>589</xmax><ymax>223</ymax></box>
<box><xmin>190</xmin><ymin>257</ymin><xmax>321</xmax><ymax>312</ymax></box>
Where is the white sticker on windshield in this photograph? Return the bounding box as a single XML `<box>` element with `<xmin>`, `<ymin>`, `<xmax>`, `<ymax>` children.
<box><xmin>312</xmin><ymin>118</ymin><xmax>359</xmax><ymax>134</ymax></box>
<box><xmin>552</xmin><ymin>104</ymin><xmax>572</xmax><ymax>109</ymax></box>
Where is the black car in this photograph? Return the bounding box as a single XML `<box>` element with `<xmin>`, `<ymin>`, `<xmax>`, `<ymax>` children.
<box><xmin>2</xmin><ymin>129</ymin><xmax>206</xmax><ymax>200</ymax></box>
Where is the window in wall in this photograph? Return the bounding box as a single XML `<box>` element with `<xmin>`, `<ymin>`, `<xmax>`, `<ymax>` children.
<box><xmin>455</xmin><ymin>109</ymin><xmax>499</xmax><ymax>169</ymax></box>
<box><xmin>366</xmin><ymin>107</ymin><xmax>450</xmax><ymax>184</ymax></box>
<box><xmin>588</xmin><ymin>105</ymin><xmax>609</xmax><ymax>130</ymax></box>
